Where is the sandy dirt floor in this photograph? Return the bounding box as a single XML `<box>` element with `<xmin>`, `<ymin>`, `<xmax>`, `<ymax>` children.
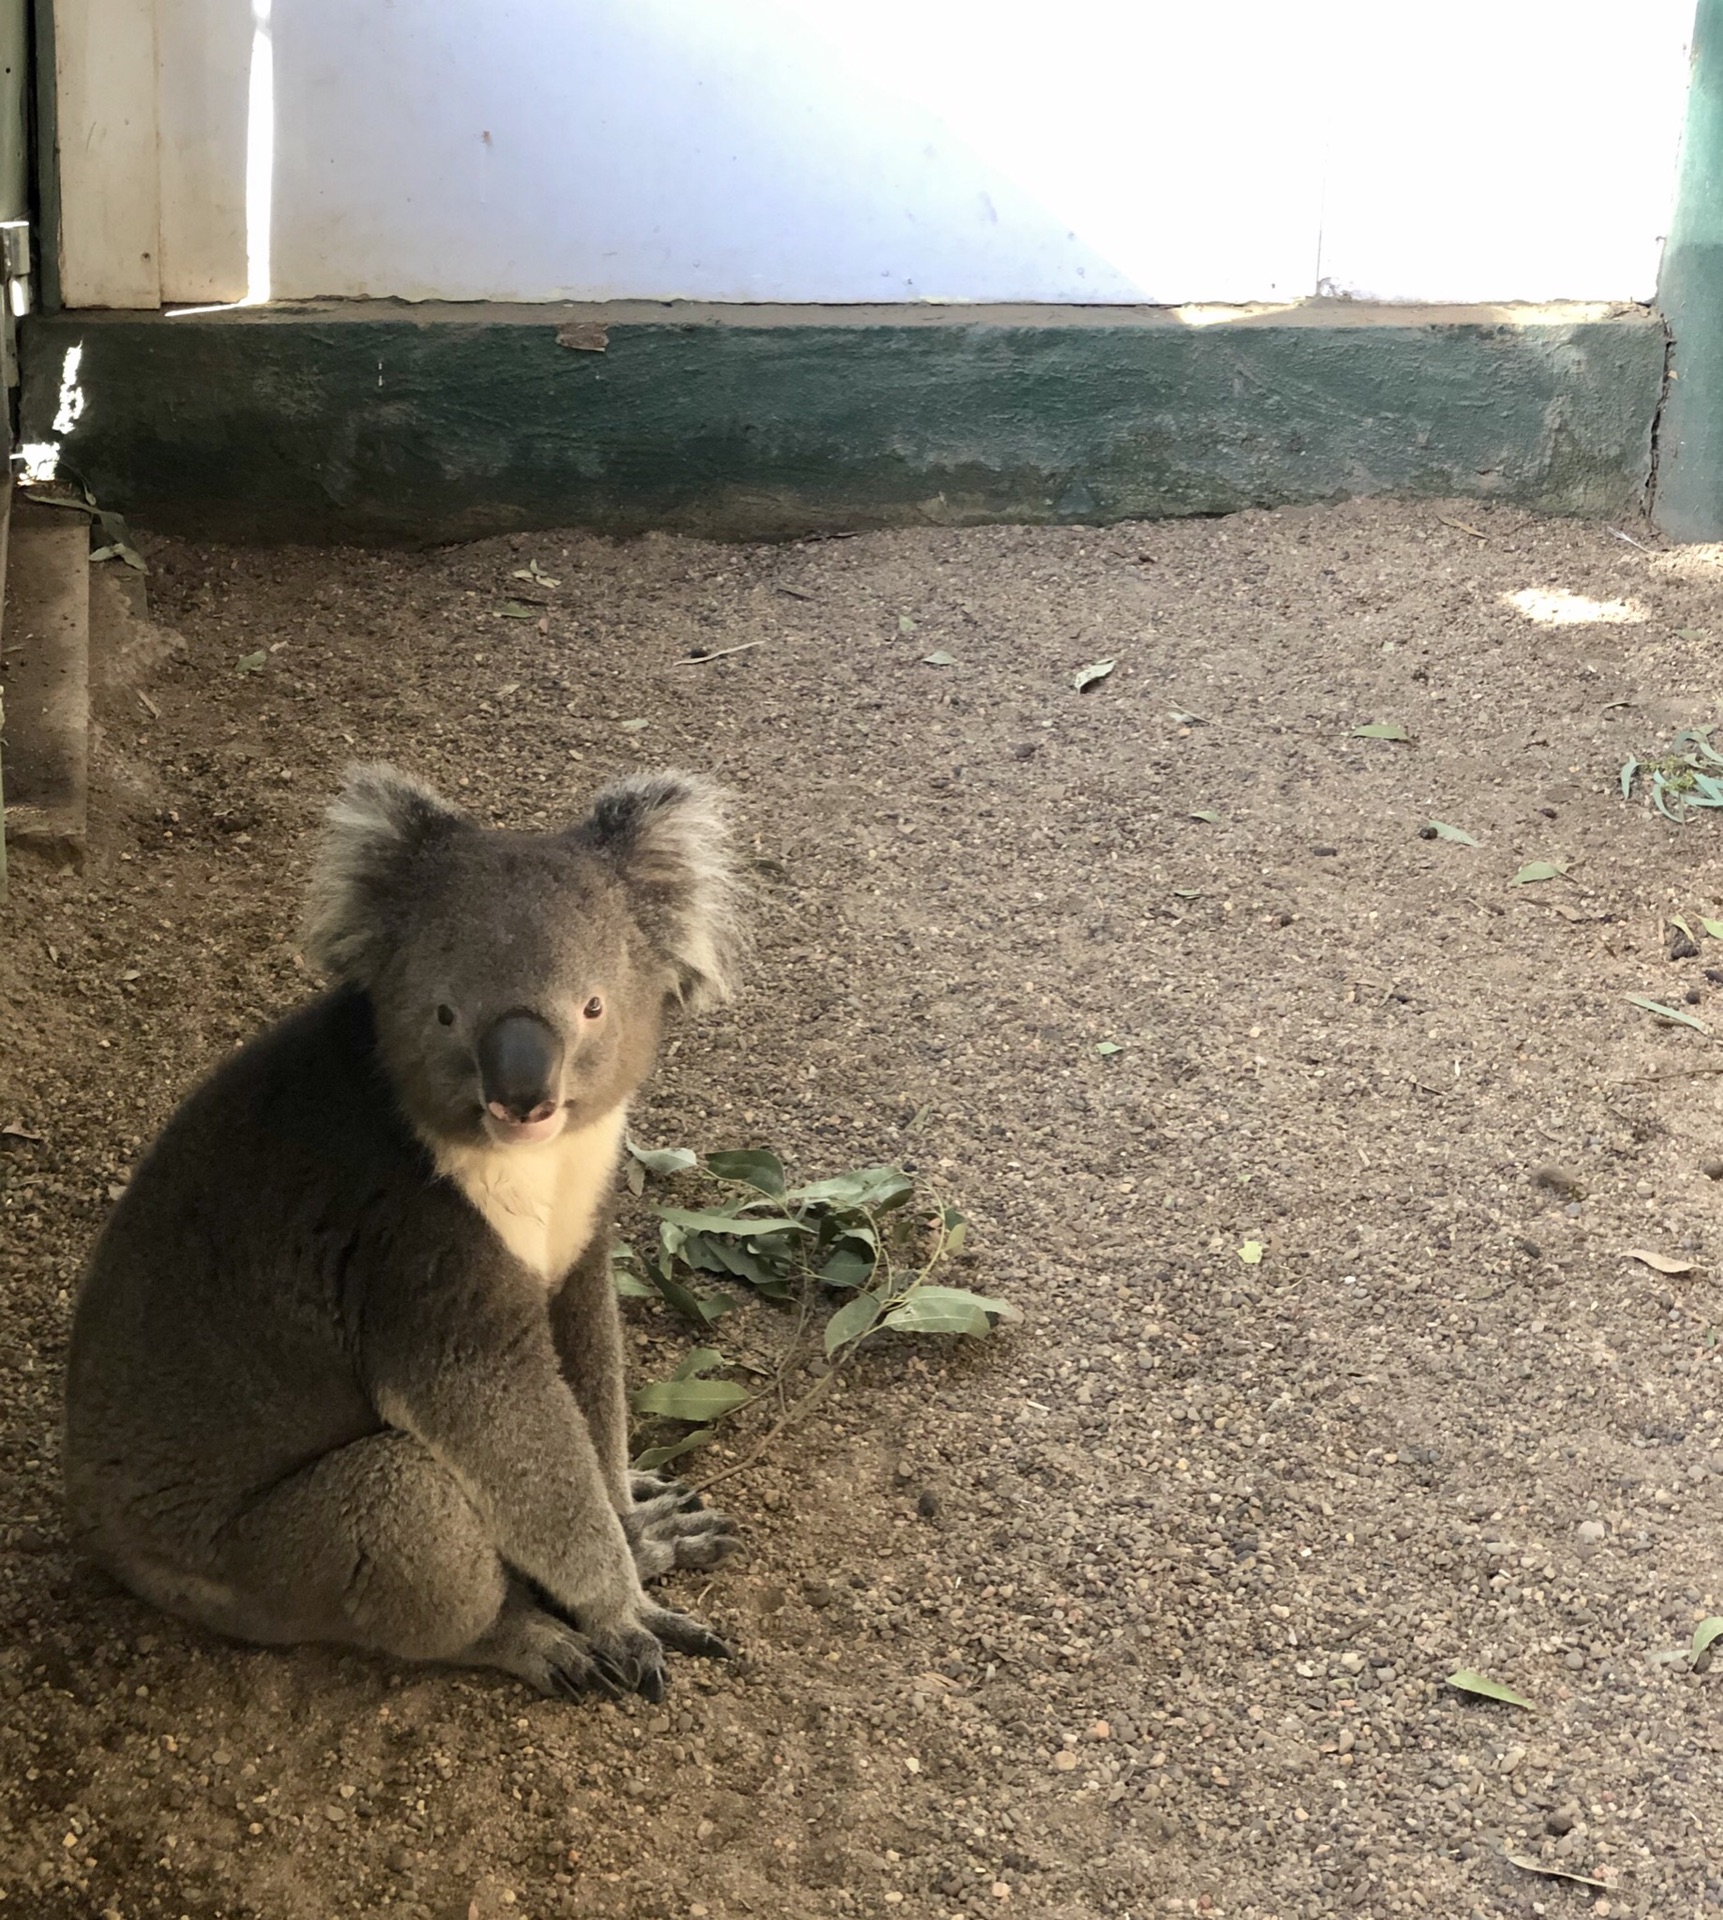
<box><xmin>6</xmin><ymin>499</ymin><xmax>1723</xmax><ymax>1920</ymax></box>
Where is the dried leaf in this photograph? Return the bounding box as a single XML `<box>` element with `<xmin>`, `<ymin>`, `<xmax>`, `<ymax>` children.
<box><xmin>1</xmin><ymin>1121</ymin><xmax>44</xmax><ymax>1142</ymax></box>
<box><xmin>922</xmin><ymin>650</ymin><xmax>957</xmax><ymax>668</ymax></box>
<box><xmin>1503</xmin><ymin>1855</ymin><xmax>1613</xmax><ymax>1891</ymax></box>
<box><xmin>619</xmin><ymin>717</ymin><xmax>650</xmax><ymax>731</ymax></box>
<box><xmin>1445</xmin><ymin>1669</ymin><xmax>1535</xmax><ymax>1710</ymax></box>
<box><xmin>1168</xmin><ymin>710</ymin><xmax>1205</xmax><ymax>725</ymax></box>
<box><xmin>234</xmin><ymin>650</ymin><xmax>266</xmax><ymax>675</ymax></box>
<box><xmin>1625</xmin><ymin>1248</ymin><xmax>1695</xmax><ymax>1276</ymax></box>
<box><xmin>496</xmin><ymin>600</ymin><xmax>540</xmax><ymax>620</ymax></box>
<box><xmin>1072</xmin><ymin>659</ymin><xmax>1116</xmax><ymax>692</ymax></box>
<box><xmin>1627</xmin><ymin>994</ymin><xmax>1711</xmax><ymax>1033</ymax></box>
<box><xmin>1351</xmin><ymin>722</ymin><xmax>1411</xmax><ymax>742</ymax></box>
<box><xmin>1189</xmin><ymin>809</ymin><xmax>1221</xmax><ymax>824</ymax></box>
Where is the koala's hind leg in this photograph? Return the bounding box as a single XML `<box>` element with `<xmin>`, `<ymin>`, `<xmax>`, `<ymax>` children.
<box><xmin>168</xmin><ymin>1430</ymin><xmax>614</xmax><ymax>1697</ymax></box>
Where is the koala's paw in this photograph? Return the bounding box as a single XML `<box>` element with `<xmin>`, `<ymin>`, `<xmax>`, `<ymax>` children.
<box><xmin>624</xmin><ymin>1474</ymin><xmax>739</xmax><ymax>1582</ymax></box>
<box><xmin>504</xmin><ymin>1609</ymin><xmax>635</xmax><ymax>1704</ymax></box>
<box><xmin>583</xmin><ymin>1601</ymin><xmax>730</xmax><ymax>1703</ymax></box>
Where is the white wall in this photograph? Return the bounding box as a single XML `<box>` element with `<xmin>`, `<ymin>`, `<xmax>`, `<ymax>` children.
<box><xmin>56</xmin><ymin>0</ymin><xmax>1698</xmax><ymax>310</ymax></box>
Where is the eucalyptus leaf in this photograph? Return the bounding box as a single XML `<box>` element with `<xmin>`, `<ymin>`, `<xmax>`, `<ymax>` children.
<box><xmin>671</xmin><ymin>1346</ymin><xmax>728</xmax><ymax>1381</ymax></box>
<box><xmin>922</xmin><ymin>650</ymin><xmax>957</xmax><ymax>668</ymax></box>
<box><xmin>632</xmin><ymin>1427</ymin><xmax>716</xmax><ymax>1472</ymax></box>
<box><xmin>819</xmin><ymin>1242</ymin><xmax>877</xmax><ymax>1290</ymax></box>
<box><xmin>1352</xmin><ymin>722</ymin><xmax>1411</xmax><ymax>742</ymax></box>
<box><xmin>1428</xmin><ymin>821</ymin><xmax>1479</xmax><ymax>846</ymax></box>
<box><xmin>1445</xmin><ymin>1668</ymin><xmax>1534</xmax><ymax>1710</ymax></box>
<box><xmin>632</xmin><ymin>1377</ymin><xmax>751</xmax><ymax>1422</ymax></box>
<box><xmin>1692</xmin><ymin>1615</ymin><xmax>1723</xmax><ymax>1666</ymax></box>
<box><xmin>1703</xmin><ymin>918</ymin><xmax>1723</xmax><ymax>941</ymax></box>
<box><xmin>235</xmin><ymin>650</ymin><xmax>267</xmax><ymax>675</ymax></box>
<box><xmin>656</xmin><ymin>1207</ymin><xmax>811</xmax><ymax>1237</ymax></box>
<box><xmin>627</xmin><ymin>1139</ymin><xmax>698</xmax><ymax>1177</ymax></box>
<box><xmin>496</xmin><ymin>600</ymin><xmax>539</xmax><ymax>620</ymax></box>
<box><xmin>1627</xmin><ymin>994</ymin><xmax>1711</xmax><ymax>1034</ymax></box>
<box><xmin>1189</xmin><ymin>810</ymin><xmax>1221</xmax><ymax>825</ymax></box>
<box><xmin>613</xmin><ymin>1269</ymin><xmax>655</xmax><ymax>1299</ymax></box>
<box><xmin>824</xmin><ymin>1291</ymin><xmax>885</xmax><ymax>1355</ymax></box>
<box><xmin>1096</xmin><ymin>1041</ymin><xmax>1123</xmax><ymax>1057</ymax></box>
<box><xmin>783</xmin><ymin>1166</ymin><xmax>915</xmax><ymax>1212</ymax></box>
<box><xmin>1510</xmin><ymin>860</ymin><xmax>1568</xmax><ymax>885</ymax></box>
<box><xmin>705</xmin><ymin>1148</ymin><xmax>786</xmax><ymax>1196</ymax></box>
<box><xmin>1072</xmin><ymin>658</ymin><xmax>1116</xmax><ymax>692</ymax></box>
<box><xmin>1620</xmin><ymin>757</ymin><xmax>1639</xmax><ymax>798</ymax></box>
<box><xmin>884</xmin><ymin>1285</ymin><xmax>1022</xmax><ymax>1337</ymax></box>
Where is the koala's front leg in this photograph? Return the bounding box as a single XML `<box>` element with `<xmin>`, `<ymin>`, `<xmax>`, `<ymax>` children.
<box><xmin>551</xmin><ymin>1237</ymin><xmax>739</xmax><ymax>1580</ymax></box>
<box><xmin>366</xmin><ymin>1257</ymin><xmax>723</xmax><ymax>1697</ymax></box>
<box><xmin>548</xmin><ymin>1235</ymin><xmax>633</xmax><ymax>1512</ymax></box>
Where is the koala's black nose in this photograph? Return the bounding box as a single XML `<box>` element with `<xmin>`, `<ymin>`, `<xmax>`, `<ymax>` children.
<box><xmin>476</xmin><ymin>1012</ymin><xmax>564</xmax><ymax>1125</ymax></box>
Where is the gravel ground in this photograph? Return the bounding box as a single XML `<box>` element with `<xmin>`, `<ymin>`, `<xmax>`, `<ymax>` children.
<box><xmin>5</xmin><ymin>499</ymin><xmax>1723</xmax><ymax>1920</ymax></box>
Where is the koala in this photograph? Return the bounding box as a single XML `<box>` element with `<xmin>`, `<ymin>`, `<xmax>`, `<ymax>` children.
<box><xmin>62</xmin><ymin>764</ymin><xmax>744</xmax><ymax>1702</ymax></box>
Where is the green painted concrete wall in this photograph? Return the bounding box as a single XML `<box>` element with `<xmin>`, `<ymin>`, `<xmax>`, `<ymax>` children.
<box><xmin>20</xmin><ymin>303</ymin><xmax>1666</xmax><ymax>544</ymax></box>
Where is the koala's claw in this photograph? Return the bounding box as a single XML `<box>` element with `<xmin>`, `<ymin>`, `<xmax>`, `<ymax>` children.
<box><xmin>644</xmin><ymin>1603</ymin><xmax>731</xmax><ymax>1663</ymax></box>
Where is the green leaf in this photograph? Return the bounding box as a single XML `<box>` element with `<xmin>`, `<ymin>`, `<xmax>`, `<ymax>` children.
<box><xmin>632</xmin><ymin>1427</ymin><xmax>716</xmax><ymax>1472</ymax></box>
<box><xmin>1168</xmin><ymin>710</ymin><xmax>1205</xmax><ymax>726</ymax></box>
<box><xmin>824</xmin><ymin>1291</ymin><xmax>886</xmax><ymax>1355</ymax></box>
<box><xmin>705</xmin><ymin>1148</ymin><xmax>786</xmax><ymax>1196</ymax></box>
<box><xmin>1428</xmin><ymin>821</ymin><xmax>1479</xmax><ymax>846</ymax></box>
<box><xmin>1352</xmin><ymin>722</ymin><xmax>1411</xmax><ymax>742</ymax></box>
<box><xmin>671</xmin><ymin>1346</ymin><xmax>728</xmax><ymax>1380</ymax></box>
<box><xmin>1445</xmin><ymin>1668</ymin><xmax>1535</xmax><ymax>1710</ymax></box>
<box><xmin>1702</xmin><ymin>919</ymin><xmax>1723</xmax><ymax>941</ymax></box>
<box><xmin>1238</xmin><ymin>1240</ymin><xmax>1264</xmax><ymax>1265</ymax></box>
<box><xmin>922</xmin><ymin>650</ymin><xmax>957</xmax><ymax>668</ymax></box>
<box><xmin>496</xmin><ymin>600</ymin><xmax>541</xmax><ymax>619</ymax></box>
<box><xmin>897</xmin><ymin>614</ymin><xmax>918</xmax><ymax>634</ymax></box>
<box><xmin>1510</xmin><ymin>860</ymin><xmax>1568</xmax><ymax>885</ymax></box>
<box><xmin>783</xmin><ymin>1166</ymin><xmax>915</xmax><ymax>1212</ymax></box>
<box><xmin>1096</xmin><ymin>1041</ymin><xmax>1123</xmax><ymax>1057</ymax></box>
<box><xmin>1675</xmin><ymin>915</ymin><xmax>1695</xmax><ymax>939</ymax></box>
<box><xmin>656</xmin><ymin>1207</ymin><xmax>811</xmax><ymax>1237</ymax></box>
<box><xmin>883</xmin><ymin>1285</ymin><xmax>1022</xmax><ymax>1338</ymax></box>
<box><xmin>1627</xmin><ymin>994</ymin><xmax>1712</xmax><ymax>1034</ymax></box>
<box><xmin>941</xmin><ymin>1206</ymin><xmax>968</xmax><ymax>1257</ymax></box>
<box><xmin>1620</xmin><ymin>757</ymin><xmax>1639</xmax><ymax>798</ymax></box>
<box><xmin>645</xmin><ymin>1261</ymin><xmax>716</xmax><ymax>1332</ymax></box>
<box><xmin>627</xmin><ymin>1139</ymin><xmax>698</xmax><ymax>1178</ymax></box>
<box><xmin>1189</xmin><ymin>809</ymin><xmax>1221</xmax><ymax>824</ymax></box>
<box><xmin>819</xmin><ymin>1241</ymin><xmax>877</xmax><ymax>1290</ymax></box>
<box><xmin>632</xmin><ymin>1377</ymin><xmax>751</xmax><ymax>1422</ymax></box>
<box><xmin>619</xmin><ymin>717</ymin><xmax>650</xmax><ymax>731</ymax></box>
<box><xmin>1072</xmin><ymin>658</ymin><xmax>1116</xmax><ymax>692</ymax></box>
<box><xmin>1692</xmin><ymin>1616</ymin><xmax>1723</xmax><ymax>1665</ymax></box>
<box><xmin>234</xmin><ymin>650</ymin><xmax>266</xmax><ymax>675</ymax></box>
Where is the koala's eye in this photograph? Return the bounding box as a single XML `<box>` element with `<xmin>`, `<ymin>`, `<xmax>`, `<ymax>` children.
<box><xmin>582</xmin><ymin>995</ymin><xmax>604</xmax><ymax>1021</ymax></box>
<box><xmin>435</xmin><ymin>1004</ymin><xmax>456</xmax><ymax>1027</ymax></box>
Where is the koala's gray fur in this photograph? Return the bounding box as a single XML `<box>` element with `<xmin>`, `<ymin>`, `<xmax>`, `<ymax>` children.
<box><xmin>63</xmin><ymin>765</ymin><xmax>745</xmax><ymax>1702</ymax></box>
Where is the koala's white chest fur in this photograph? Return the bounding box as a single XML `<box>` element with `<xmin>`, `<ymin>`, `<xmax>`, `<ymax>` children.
<box><xmin>436</xmin><ymin>1106</ymin><xmax>627</xmax><ymax>1284</ymax></box>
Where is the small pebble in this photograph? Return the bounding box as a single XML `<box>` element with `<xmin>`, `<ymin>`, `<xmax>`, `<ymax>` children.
<box><xmin>1532</xmin><ymin>1164</ymin><xmax>1583</xmax><ymax>1200</ymax></box>
<box><xmin>1052</xmin><ymin>1750</ymin><xmax>1078</xmax><ymax>1771</ymax></box>
<box><xmin>1577</xmin><ymin>1519</ymin><xmax>1606</xmax><ymax>1543</ymax></box>
<box><xmin>1703</xmin><ymin>1160</ymin><xmax>1723</xmax><ymax>1182</ymax></box>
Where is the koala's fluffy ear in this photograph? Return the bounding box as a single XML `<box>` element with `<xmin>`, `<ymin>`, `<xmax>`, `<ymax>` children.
<box><xmin>577</xmin><ymin>771</ymin><xmax>744</xmax><ymax>1012</ymax></box>
<box><xmin>303</xmin><ymin>763</ymin><xmax>469</xmax><ymax>984</ymax></box>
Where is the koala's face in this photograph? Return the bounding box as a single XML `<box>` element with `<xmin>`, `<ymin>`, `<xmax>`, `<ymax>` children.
<box><xmin>375</xmin><ymin>836</ymin><xmax>668</xmax><ymax>1147</ymax></box>
<box><xmin>305</xmin><ymin>767</ymin><xmax>741</xmax><ymax>1152</ymax></box>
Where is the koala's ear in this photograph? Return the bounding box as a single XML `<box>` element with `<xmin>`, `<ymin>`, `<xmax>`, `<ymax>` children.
<box><xmin>577</xmin><ymin>771</ymin><xmax>744</xmax><ymax>1012</ymax></box>
<box><xmin>303</xmin><ymin>763</ymin><xmax>469</xmax><ymax>984</ymax></box>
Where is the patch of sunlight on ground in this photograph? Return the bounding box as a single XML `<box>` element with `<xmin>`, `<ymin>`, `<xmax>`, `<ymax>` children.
<box><xmin>1502</xmin><ymin>587</ymin><xmax>1647</xmax><ymax>625</ymax></box>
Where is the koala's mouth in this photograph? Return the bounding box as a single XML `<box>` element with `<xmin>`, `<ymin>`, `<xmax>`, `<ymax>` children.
<box><xmin>482</xmin><ymin>1102</ymin><xmax>567</xmax><ymax>1147</ymax></box>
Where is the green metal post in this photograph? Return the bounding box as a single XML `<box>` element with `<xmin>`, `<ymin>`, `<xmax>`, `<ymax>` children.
<box><xmin>1656</xmin><ymin>0</ymin><xmax>1723</xmax><ymax>539</ymax></box>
